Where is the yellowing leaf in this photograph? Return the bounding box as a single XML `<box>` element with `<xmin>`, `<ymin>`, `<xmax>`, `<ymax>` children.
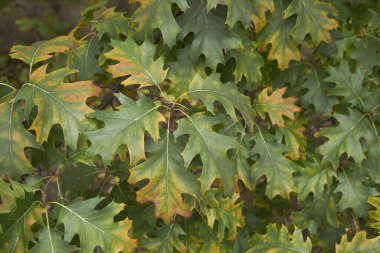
<box><xmin>336</xmin><ymin>231</ymin><xmax>380</xmax><ymax>253</ymax></box>
<box><xmin>85</xmin><ymin>93</ymin><xmax>165</xmax><ymax>165</ymax></box>
<box><xmin>131</xmin><ymin>0</ymin><xmax>189</xmax><ymax>46</ymax></box>
<box><xmin>104</xmin><ymin>38</ymin><xmax>168</xmax><ymax>87</ymax></box>
<box><xmin>15</xmin><ymin>65</ymin><xmax>99</xmax><ymax>148</ymax></box>
<box><xmin>252</xmin><ymin>0</ymin><xmax>275</xmax><ymax>32</ymax></box>
<box><xmin>129</xmin><ymin>134</ymin><xmax>200</xmax><ymax>223</ymax></box>
<box><xmin>0</xmin><ymin>101</ymin><xmax>40</xmax><ymax>178</ymax></box>
<box><xmin>368</xmin><ymin>196</ymin><xmax>380</xmax><ymax>230</ymax></box>
<box><xmin>284</xmin><ymin>0</ymin><xmax>339</xmax><ymax>44</ymax></box>
<box><xmin>258</xmin><ymin>9</ymin><xmax>301</xmax><ymax>70</ymax></box>
<box><xmin>10</xmin><ymin>36</ymin><xmax>79</xmax><ymax>67</ymax></box>
<box><xmin>277</xmin><ymin>120</ymin><xmax>306</xmax><ymax>160</ymax></box>
<box><xmin>254</xmin><ymin>87</ymin><xmax>301</xmax><ymax>128</ymax></box>
<box><xmin>55</xmin><ymin>197</ymin><xmax>137</xmax><ymax>253</ymax></box>
<box><xmin>174</xmin><ymin>113</ymin><xmax>239</xmax><ymax>195</ymax></box>
<box><xmin>0</xmin><ymin>179</ymin><xmax>25</xmax><ymax>213</ymax></box>
<box><xmin>200</xmin><ymin>189</ymin><xmax>245</xmax><ymax>240</ymax></box>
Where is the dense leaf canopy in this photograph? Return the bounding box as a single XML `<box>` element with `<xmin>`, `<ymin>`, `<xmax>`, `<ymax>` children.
<box><xmin>1</xmin><ymin>0</ymin><xmax>380</xmax><ymax>252</ymax></box>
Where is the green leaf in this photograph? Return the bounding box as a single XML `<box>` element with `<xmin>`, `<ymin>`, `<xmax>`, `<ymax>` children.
<box><xmin>284</xmin><ymin>0</ymin><xmax>338</xmax><ymax>44</ymax></box>
<box><xmin>360</xmin><ymin>150</ymin><xmax>380</xmax><ymax>184</ymax></box>
<box><xmin>104</xmin><ymin>38</ymin><xmax>168</xmax><ymax>87</ymax></box>
<box><xmin>10</xmin><ymin>36</ymin><xmax>79</xmax><ymax>68</ymax></box>
<box><xmin>234</xmin><ymin>133</ymin><xmax>252</xmax><ymax>190</ymax></box>
<box><xmin>230</xmin><ymin>43</ymin><xmax>264</xmax><ymax>84</ymax></box>
<box><xmin>0</xmin><ymin>83</ymin><xmax>16</xmax><ymax>103</ymax></box>
<box><xmin>316</xmin><ymin>109</ymin><xmax>374</xmax><ymax>168</ymax></box>
<box><xmin>350</xmin><ymin>37</ymin><xmax>380</xmax><ymax>73</ymax></box>
<box><xmin>200</xmin><ymin>189</ymin><xmax>245</xmax><ymax>240</ymax></box>
<box><xmin>335</xmin><ymin>166</ymin><xmax>377</xmax><ymax>218</ymax></box>
<box><xmin>174</xmin><ymin>113</ymin><xmax>238</xmax><ymax>195</ymax></box>
<box><xmin>93</xmin><ymin>8</ymin><xmax>132</xmax><ymax>38</ymax></box>
<box><xmin>178</xmin><ymin>0</ymin><xmax>242</xmax><ymax>69</ymax></box>
<box><xmin>220</xmin><ymin>116</ymin><xmax>252</xmax><ymax>189</ymax></box>
<box><xmin>140</xmin><ymin>223</ymin><xmax>187</xmax><ymax>253</ymax></box>
<box><xmin>368</xmin><ymin>196</ymin><xmax>380</xmax><ymax>230</ymax></box>
<box><xmin>184</xmin><ymin>220</ymin><xmax>234</xmax><ymax>253</ymax></box>
<box><xmin>70</xmin><ymin>37</ymin><xmax>102</xmax><ymax>80</ymax></box>
<box><xmin>206</xmin><ymin>0</ymin><xmax>220</xmax><ymax>12</ymax></box>
<box><xmin>0</xmin><ymin>193</ymin><xmax>44</xmax><ymax>252</ymax></box>
<box><xmin>294</xmin><ymin>189</ymin><xmax>337</xmax><ymax>237</ymax></box>
<box><xmin>128</xmin><ymin>134</ymin><xmax>199</xmax><ymax>223</ymax></box>
<box><xmin>84</xmin><ymin>93</ymin><xmax>165</xmax><ymax>165</ymax></box>
<box><xmin>247</xmin><ymin>224</ymin><xmax>312</xmax><ymax>253</ymax></box>
<box><xmin>15</xmin><ymin>65</ymin><xmax>99</xmax><ymax>149</ymax></box>
<box><xmin>254</xmin><ymin>87</ymin><xmax>301</xmax><ymax>128</ymax></box>
<box><xmin>30</xmin><ymin>227</ymin><xmax>78</xmax><ymax>253</ymax></box>
<box><xmin>258</xmin><ymin>8</ymin><xmax>301</xmax><ymax>70</ymax></box>
<box><xmin>295</xmin><ymin>162</ymin><xmax>335</xmax><ymax>200</ymax></box>
<box><xmin>225</xmin><ymin>0</ymin><xmax>254</xmax><ymax>29</ymax></box>
<box><xmin>80</xmin><ymin>0</ymin><xmax>108</xmax><ymax>20</ymax></box>
<box><xmin>0</xmin><ymin>101</ymin><xmax>40</xmax><ymax>178</ymax></box>
<box><xmin>167</xmin><ymin>47</ymin><xmax>200</xmax><ymax>96</ymax></box>
<box><xmin>211</xmin><ymin>0</ymin><xmax>273</xmax><ymax>31</ymax></box>
<box><xmin>55</xmin><ymin>197</ymin><xmax>136</xmax><ymax>253</ymax></box>
<box><xmin>325</xmin><ymin>61</ymin><xmax>370</xmax><ymax>109</ymax></box>
<box><xmin>300</xmin><ymin>68</ymin><xmax>337</xmax><ymax>115</ymax></box>
<box><xmin>336</xmin><ymin>231</ymin><xmax>380</xmax><ymax>253</ymax></box>
<box><xmin>251</xmin><ymin>128</ymin><xmax>298</xmax><ymax>198</ymax></box>
<box><xmin>0</xmin><ymin>179</ymin><xmax>25</xmax><ymax>213</ymax></box>
<box><xmin>187</xmin><ymin>73</ymin><xmax>255</xmax><ymax>130</ymax></box>
<box><xmin>131</xmin><ymin>0</ymin><xmax>189</xmax><ymax>47</ymax></box>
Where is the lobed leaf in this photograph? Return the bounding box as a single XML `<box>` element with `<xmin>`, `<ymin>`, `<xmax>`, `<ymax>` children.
<box><xmin>56</xmin><ymin>197</ymin><xmax>137</xmax><ymax>253</ymax></box>
<box><xmin>0</xmin><ymin>101</ymin><xmax>40</xmax><ymax>178</ymax></box>
<box><xmin>104</xmin><ymin>38</ymin><xmax>168</xmax><ymax>87</ymax></box>
<box><xmin>131</xmin><ymin>0</ymin><xmax>189</xmax><ymax>47</ymax></box>
<box><xmin>284</xmin><ymin>0</ymin><xmax>339</xmax><ymax>44</ymax></box>
<box><xmin>251</xmin><ymin>128</ymin><xmax>299</xmax><ymax>198</ymax></box>
<box><xmin>10</xmin><ymin>36</ymin><xmax>79</xmax><ymax>67</ymax></box>
<box><xmin>85</xmin><ymin>93</ymin><xmax>165</xmax><ymax>165</ymax></box>
<box><xmin>336</xmin><ymin>232</ymin><xmax>380</xmax><ymax>253</ymax></box>
<box><xmin>247</xmin><ymin>224</ymin><xmax>312</xmax><ymax>253</ymax></box>
<box><xmin>128</xmin><ymin>134</ymin><xmax>200</xmax><ymax>223</ymax></box>
<box><xmin>174</xmin><ymin>113</ymin><xmax>238</xmax><ymax>195</ymax></box>
<box><xmin>254</xmin><ymin>87</ymin><xmax>301</xmax><ymax>128</ymax></box>
<box><xmin>187</xmin><ymin>73</ymin><xmax>255</xmax><ymax>130</ymax></box>
<box><xmin>15</xmin><ymin>65</ymin><xmax>99</xmax><ymax>148</ymax></box>
<box><xmin>178</xmin><ymin>0</ymin><xmax>242</xmax><ymax>69</ymax></box>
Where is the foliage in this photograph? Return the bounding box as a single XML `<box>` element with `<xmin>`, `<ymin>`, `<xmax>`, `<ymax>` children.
<box><xmin>0</xmin><ymin>0</ymin><xmax>380</xmax><ymax>252</ymax></box>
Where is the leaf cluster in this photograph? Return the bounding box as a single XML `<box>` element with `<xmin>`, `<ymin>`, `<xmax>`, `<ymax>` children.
<box><xmin>1</xmin><ymin>0</ymin><xmax>380</xmax><ymax>252</ymax></box>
